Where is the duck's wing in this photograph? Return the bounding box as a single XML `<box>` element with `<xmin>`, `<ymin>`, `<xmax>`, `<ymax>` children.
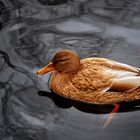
<box><xmin>103</xmin><ymin>58</ymin><xmax>140</xmax><ymax>92</ymax></box>
<box><xmin>109</xmin><ymin>77</ymin><xmax>140</xmax><ymax>92</ymax></box>
<box><xmin>105</xmin><ymin>59</ymin><xmax>140</xmax><ymax>73</ymax></box>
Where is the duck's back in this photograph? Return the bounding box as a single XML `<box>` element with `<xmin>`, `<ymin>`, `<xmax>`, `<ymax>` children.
<box><xmin>69</xmin><ymin>58</ymin><xmax>115</xmax><ymax>93</ymax></box>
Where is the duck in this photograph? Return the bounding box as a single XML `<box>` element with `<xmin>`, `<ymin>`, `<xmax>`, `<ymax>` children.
<box><xmin>36</xmin><ymin>49</ymin><xmax>140</xmax><ymax>128</ymax></box>
<box><xmin>36</xmin><ymin>49</ymin><xmax>140</xmax><ymax>104</ymax></box>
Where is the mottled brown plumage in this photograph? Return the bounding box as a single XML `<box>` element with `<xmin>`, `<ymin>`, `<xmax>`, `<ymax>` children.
<box><xmin>36</xmin><ymin>50</ymin><xmax>140</xmax><ymax>105</ymax></box>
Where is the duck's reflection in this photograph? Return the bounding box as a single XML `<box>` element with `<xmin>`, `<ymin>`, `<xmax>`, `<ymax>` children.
<box><xmin>38</xmin><ymin>90</ymin><xmax>140</xmax><ymax>114</ymax></box>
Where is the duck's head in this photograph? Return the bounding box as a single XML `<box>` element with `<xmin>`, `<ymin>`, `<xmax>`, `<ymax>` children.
<box><xmin>36</xmin><ymin>50</ymin><xmax>80</xmax><ymax>75</ymax></box>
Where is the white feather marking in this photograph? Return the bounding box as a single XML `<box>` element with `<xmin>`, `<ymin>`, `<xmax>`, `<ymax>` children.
<box><xmin>111</xmin><ymin>77</ymin><xmax>140</xmax><ymax>92</ymax></box>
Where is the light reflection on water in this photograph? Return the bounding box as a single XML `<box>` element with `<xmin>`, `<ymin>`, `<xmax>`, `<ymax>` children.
<box><xmin>0</xmin><ymin>0</ymin><xmax>140</xmax><ymax>140</ymax></box>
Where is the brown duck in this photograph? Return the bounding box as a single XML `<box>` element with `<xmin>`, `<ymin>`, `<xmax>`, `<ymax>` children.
<box><xmin>36</xmin><ymin>49</ymin><xmax>140</xmax><ymax>103</ymax></box>
<box><xmin>36</xmin><ymin>50</ymin><xmax>140</xmax><ymax>128</ymax></box>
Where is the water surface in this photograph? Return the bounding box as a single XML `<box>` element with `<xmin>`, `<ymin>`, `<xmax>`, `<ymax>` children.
<box><xmin>0</xmin><ymin>0</ymin><xmax>140</xmax><ymax>140</ymax></box>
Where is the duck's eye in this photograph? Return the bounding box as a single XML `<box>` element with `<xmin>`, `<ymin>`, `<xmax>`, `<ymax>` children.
<box><xmin>57</xmin><ymin>60</ymin><xmax>64</xmax><ymax>62</ymax></box>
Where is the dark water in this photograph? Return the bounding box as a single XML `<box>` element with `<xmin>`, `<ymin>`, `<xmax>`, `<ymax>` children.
<box><xmin>0</xmin><ymin>0</ymin><xmax>140</xmax><ymax>140</ymax></box>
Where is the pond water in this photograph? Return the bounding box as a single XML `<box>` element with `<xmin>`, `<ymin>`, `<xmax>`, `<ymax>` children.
<box><xmin>0</xmin><ymin>0</ymin><xmax>140</xmax><ymax>140</ymax></box>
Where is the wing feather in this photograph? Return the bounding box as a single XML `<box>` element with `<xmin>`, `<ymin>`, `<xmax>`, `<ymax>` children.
<box><xmin>106</xmin><ymin>59</ymin><xmax>139</xmax><ymax>73</ymax></box>
<box><xmin>102</xmin><ymin>59</ymin><xmax>140</xmax><ymax>92</ymax></box>
<box><xmin>110</xmin><ymin>77</ymin><xmax>140</xmax><ymax>92</ymax></box>
<box><xmin>81</xmin><ymin>58</ymin><xmax>140</xmax><ymax>92</ymax></box>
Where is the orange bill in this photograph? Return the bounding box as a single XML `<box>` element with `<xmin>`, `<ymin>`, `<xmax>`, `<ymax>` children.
<box><xmin>36</xmin><ymin>62</ymin><xmax>54</xmax><ymax>75</ymax></box>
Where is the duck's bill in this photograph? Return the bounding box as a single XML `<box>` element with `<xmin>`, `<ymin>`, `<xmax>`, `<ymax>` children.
<box><xmin>36</xmin><ymin>63</ymin><xmax>54</xmax><ymax>75</ymax></box>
